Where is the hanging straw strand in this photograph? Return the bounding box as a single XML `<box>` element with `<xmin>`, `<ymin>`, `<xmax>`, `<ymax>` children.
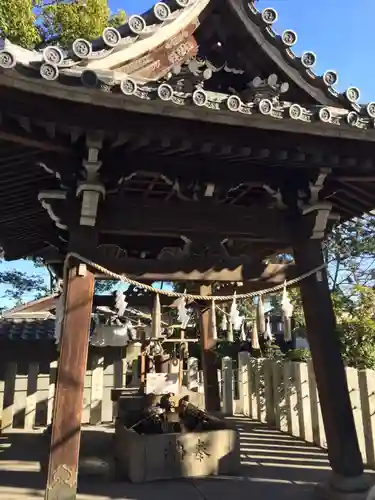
<box><xmin>64</xmin><ymin>252</ymin><xmax>325</xmax><ymax>302</ymax></box>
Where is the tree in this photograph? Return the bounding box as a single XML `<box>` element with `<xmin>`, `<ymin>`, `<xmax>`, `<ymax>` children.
<box><xmin>0</xmin><ymin>268</ymin><xmax>48</xmax><ymax>306</ymax></box>
<box><xmin>337</xmin><ymin>286</ymin><xmax>375</xmax><ymax>369</ymax></box>
<box><xmin>0</xmin><ymin>0</ymin><xmax>127</xmax><ymax>49</ymax></box>
<box><xmin>325</xmin><ymin>216</ymin><xmax>375</xmax><ymax>296</ymax></box>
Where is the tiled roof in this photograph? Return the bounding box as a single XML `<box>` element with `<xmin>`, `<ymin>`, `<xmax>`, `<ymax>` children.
<box><xmin>0</xmin><ymin>317</ymin><xmax>55</xmax><ymax>341</ymax></box>
<box><xmin>2</xmin><ymin>294</ymin><xmax>57</xmax><ymax>318</ymax></box>
<box><xmin>0</xmin><ymin>0</ymin><xmax>373</xmax><ymax>131</ymax></box>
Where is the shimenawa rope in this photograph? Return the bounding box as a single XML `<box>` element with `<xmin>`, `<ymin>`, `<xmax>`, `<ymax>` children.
<box><xmin>63</xmin><ymin>251</ymin><xmax>325</xmax><ymax>302</ymax></box>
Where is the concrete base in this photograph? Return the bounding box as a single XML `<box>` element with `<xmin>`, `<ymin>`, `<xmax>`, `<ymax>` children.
<box><xmin>316</xmin><ymin>474</ymin><xmax>373</xmax><ymax>500</ymax></box>
<box><xmin>114</xmin><ymin>423</ymin><xmax>240</xmax><ymax>483</ymax></box>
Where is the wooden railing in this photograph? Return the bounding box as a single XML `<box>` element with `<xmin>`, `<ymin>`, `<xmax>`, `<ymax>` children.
<box><xmin>1</xmin><ymin>352</ymin><xmax>375</xmax><ymax>470</ymax></box>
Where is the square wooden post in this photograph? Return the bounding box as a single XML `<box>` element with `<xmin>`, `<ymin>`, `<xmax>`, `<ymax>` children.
<box><xmin>199</xmin><ymin>285</ymin><xmax>221</xmax><ymax>412</ymax></box>
<box><xmin>294</xmin><ymin>240</ymin><xmax>370</xmax><ymax>497</ymax></box>
<box><xmin>45</xmin><ymin>265</ymin><xmax>95</xmax><ymax>500</ymax></box>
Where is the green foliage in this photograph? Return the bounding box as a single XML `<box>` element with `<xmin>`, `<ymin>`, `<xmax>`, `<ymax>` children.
<box><xmin>94</xmin><ymin>279</ymin><xmax>117</xmax><ymax>293</ymax></box>
<box><xmin>0</xmin><ymin>0</ymin><xmax>127</xmax><ymax>49</ymax></box>
<box><xmin>0</xmin><ymin>0</ymin><xmax>39</xmax><ymax>48</ymax></box>
<box><xmin>0</xmin><ymin>268</ymin><xmax>48</xmax><ymax>305</ymax></box>
<box><xmin>326</xmin><ymin>216</ymin><xmax>375</xmax><ymax>293</ymax></box>
<box><xmin>40</xmin><ymin>0</ymin><xmax>109</xmax><ymax>48</ymax></box>
<box><xmin>336</xmin><ymin>286</ymin><xmax>375</xmax><ymax>369</ymax></box>
<box><xmin>284</xmin><ymin>348</ymin><xmax>311</xmax><ymax>362</ymax></box>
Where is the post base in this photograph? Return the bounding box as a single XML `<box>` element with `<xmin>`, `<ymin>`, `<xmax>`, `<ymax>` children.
<box><xmin>315</xmin><ymin>474</ymin><xmax>373</xmax><ymax>500</ymax></box>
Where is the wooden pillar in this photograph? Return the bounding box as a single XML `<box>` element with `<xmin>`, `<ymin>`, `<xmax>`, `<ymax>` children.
<box><xmin>45</xmin><ymin>265</ymin><xmax>95</xmax><ymax>500</ymax></box>
<box><xmin>294</xmin><ymin>240</ymin><xmax>368</xmax><ymax>491</ymax></box>
<box><xmin>199</xmin><ymin>284</ymin><xmax>221</xmax><ymax>412</ymax></box>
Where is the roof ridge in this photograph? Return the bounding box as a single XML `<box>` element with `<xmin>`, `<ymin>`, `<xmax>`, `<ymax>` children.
<box><xmin>0</xmin><ymin>0</ymin><xmax>374</xmax><ymax>131</ymax></box>
<box><xmin>226</xmin><ymin>1</ymin><xmax>363</xmax><ymax>110</ymax></box>
<box><xmin>2</xmin><ymin>294</ymin><xmax>57</xmax><ymax>317</ymax></box>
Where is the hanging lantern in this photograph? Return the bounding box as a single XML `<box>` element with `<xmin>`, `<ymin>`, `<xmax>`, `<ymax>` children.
<box><xmin>257</xmin><ymin>295</ymin><xmax>266</xmax><ymax>335</ymax></box>
<box><xmin>281</xmin><ymin>282</ymin><xmax>294</xmax><ymax>342</ymax></box>
<box><xmin>151</xmin><ymin>293</ymin><xmax>162</xmax><ymax>338</ymax></box>
<box><xmin>115</xmin><ymin>289</ymin><xmax>128</xmax><ymax>316</ymax></box>
<box><xmin>210</xmin><ymin>299</ymin><xmax>218</xmax><ymax>340</ymax></box>
<box><xmin>251</xmin><ymin>320</ymin><xmax>260</xmax><ymax>350</ymax></box>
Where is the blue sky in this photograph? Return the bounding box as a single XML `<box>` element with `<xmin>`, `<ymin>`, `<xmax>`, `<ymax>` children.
<box><xmin>1</xmin><ymin>0</ymin><xmax>374</xmax><ymax>307</ymax></box>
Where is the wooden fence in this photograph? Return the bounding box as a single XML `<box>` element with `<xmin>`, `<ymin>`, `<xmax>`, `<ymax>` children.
<box><xmin>1</xmin><ymin>351</ymin><xmax>375</xmax><ymax>469</ymax></box>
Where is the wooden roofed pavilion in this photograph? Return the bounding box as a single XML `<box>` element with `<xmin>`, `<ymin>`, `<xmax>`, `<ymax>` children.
<box><xmin>0</xmin><ymin>0</ymin><xmax>373</xmax><ymax>497</ymax></box>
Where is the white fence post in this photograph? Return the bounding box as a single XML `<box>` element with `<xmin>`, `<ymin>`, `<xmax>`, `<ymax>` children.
<box><xmin>222</xmin><ymin>356</ymin><xmax>233</xmax><ymax>415</ymax></box>
<box><xmin>271</xmin><ymin>360</ymin><xmax>282</xmax><ymax>429</ymax></box>
<box><xmin>346</xmin><ymin>366</ymin><xmax>367</xmax><ymax>463</ymax></box>
<box><xmin>307</xmin><ymin>359</ymin><xmax>326</xmax><ymax>448</ymax></box>
<box><xmin>358</xmin><ymin>369</ymin><xmax>375</xmax><ymax>468</ymax></box>
<box><xmin>294</xmin><ymin>362</ymin><xmax>313</xmax><ymax>442</ymax></box>
<box><xmin>263</xmin><ymin>359</ymin><xmax>275</xmax><ymax>425</ymax></box>
<box><xmin>238</xmin><ymin>352</ymin><xmax>250</xmax><ymax>416</ymax></box>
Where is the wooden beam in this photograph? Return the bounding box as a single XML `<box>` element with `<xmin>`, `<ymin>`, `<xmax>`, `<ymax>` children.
<box><xmin>337</xmin><ymin>176</ymin><xmax>375</xmax><ymax>182</ymax></box>
<box><xmin>199</xmin><ymin>284</ymin><xmax>221</xmax><ymax>412</ymax></box>
<box><xmin>45</xmin><ymin>266</ymin><xmax>94</xmax><ymax>499</ymax></box>
<box><xmin>84</xmin><ymin>250</ymin><xmax>297</xmax><ymax>282</ymax></box>
<box><xmin>0</xmin><ymin>129</ymin><xmax>72</xmax><ymax>154</ymax></box>
<box><xmin>97</xmin><ymin>201</ymin><xmax>297</xmax><ymax>240</ymax></box>
<box><xmin>294</xmin><ymin>240</ymin><xmax>365</xmax><ymax>482</ymax></box>
<box><xmin>54</xmin><ymin>199</ymin><xmax>312</xmax><ymax>242</ymax></box>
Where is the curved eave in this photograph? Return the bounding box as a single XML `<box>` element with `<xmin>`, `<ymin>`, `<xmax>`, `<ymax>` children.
<box><xmin>0</xmin><ymin>70</ymin><xmax>375</xmax><ymax>143</ymax></box>
<box><xmin>0</xmin><ymin>0</ymin><xmax>210</xmax><ymax>86</ymax></box>
<box><xmin>225</xmin><ymin>0</ymin><xmax>363</xmax><ymax>110</ymax></box>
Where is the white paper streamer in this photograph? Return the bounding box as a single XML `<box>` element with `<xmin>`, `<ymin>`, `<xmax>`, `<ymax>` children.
<box><xmin>220</xmin><ymin>312</ymin><xmax>228</xmax><ymax>331</ymax></box>
<box><xmin>176</xmin><ymin>297</ymin><xmax>190</xmax><ymax>329</ymax></box>
<box><xmin>281</xmin><ymin>282</ymin><xmax>294</xmax><ymax>342</ymax></box>
<box><xmin>251</xmin><ymin>320</ymin><xmax>260</xmax><ymax>349</ymax></box>
<box><xmin>115</xmin><ymin>289</ymin><xmax>128</xmax><ymax>316</ymax></box>
<box><xmin>265</xmin><ymin>318</ymin><xmax>273</xmax><ymax>341</ymax></box>
<box><xmin>257</xmin><ymin>295</ymin><xmax>266</xmax><ymax>335</ymax></box>
<box><xmin>152</xmin><ymin>293</ymin><xmax>162</xmax><ymax>338</ymax></box>
<box><xmin>229</xmin><ymin>292</ymin><xmax>244</xmax><ymax>331</ymax></box>
<box><xmin>240</xmin><ymin>323</ymin><xmax>247</xmax><ymax>341</ymax></box>
<box><xmin>211</xmin><ymin>300</ymin><xmax>218</xmax><ymax>340</ymax></box>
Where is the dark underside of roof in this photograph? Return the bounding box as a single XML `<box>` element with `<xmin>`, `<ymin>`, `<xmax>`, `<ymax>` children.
<box><xmin>0</xmin><ymin>83</ymin><xmax>375</xmax><ymax>262</ymax></box>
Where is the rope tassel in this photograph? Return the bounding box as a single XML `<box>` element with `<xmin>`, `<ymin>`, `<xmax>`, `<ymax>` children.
<box><xmin>151</xmin><ymin>293</ymin><xmax>162</xmax><ymax>338</ymax></box>
<box><xmin>252</xmin><ymin>320</ymin><xmax>260</xmax><ymax>350</ymax></box>
<box><xmin>257</xmin><ymin>295</ymin><xmax>266</xmax><ymax>335</ymax></box>
<box><xmin>281</xmin><ymin>281</ymin><xmax>294</xmax><ymax>342</ymax></box>
<box><xmin>240</xmin><ymin>322</ymin><xmax>247</xmax><ymax>341</ymax></box>
<box><xmin>210</xmin><ymin>300</ymin><xmax>217</xmax><ymax>340</ymax></box>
